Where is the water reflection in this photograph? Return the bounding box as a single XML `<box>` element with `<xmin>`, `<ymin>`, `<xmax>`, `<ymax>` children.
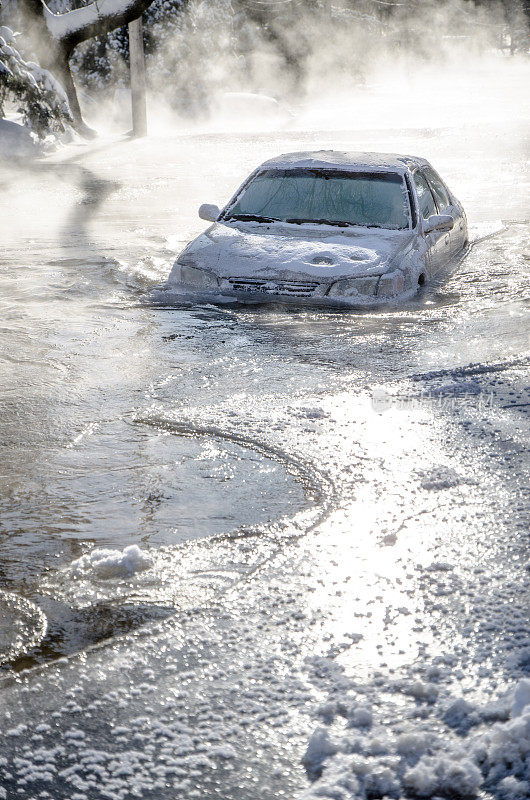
<box><xmin>1</xmin><ymin>124</ymin><xmax>528</xmax><ymax>672</ymax></box>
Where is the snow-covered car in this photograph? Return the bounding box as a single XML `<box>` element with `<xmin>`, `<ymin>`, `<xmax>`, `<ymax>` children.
<box><xmin>211</xmin><ymin>92</ymin><xmax>293</xmax><ymax>128</ymax></box>
<box><xmin>168</xmin><ymin>151</ymin><xmax>468</xmax><ymax>306</ymax></box>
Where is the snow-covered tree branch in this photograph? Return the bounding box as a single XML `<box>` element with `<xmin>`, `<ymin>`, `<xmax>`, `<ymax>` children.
<box><xmin>0</xmin><ymin>23</ymin><xmax>72</xmax><ymax>138</ymax></box>
<box><xmin>16</xmin><ymin>0</ymin><xmax>157</xmax><ymax>135</ymax></box>
<box><xmin>42</xmin><ymin>0</ymin><xmax>154</xmax><ymax>51</ymax></box>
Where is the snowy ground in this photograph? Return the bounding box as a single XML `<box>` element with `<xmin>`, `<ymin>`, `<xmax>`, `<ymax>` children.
<box><xmin>0</xmin><ymin>60</ymin><xmax>529</xmax><ymax>799</ymax></box>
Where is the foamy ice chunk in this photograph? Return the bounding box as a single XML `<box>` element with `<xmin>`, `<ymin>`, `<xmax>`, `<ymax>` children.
<box><xmin>70</xmin><ymin>544</ymin><xmax>152</xmax><ymax>579</ymax></box>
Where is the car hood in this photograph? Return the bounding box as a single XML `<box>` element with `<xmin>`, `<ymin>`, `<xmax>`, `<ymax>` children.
<box><xmin>185</xmin><ymin>221</ymin><xmax>415</xmax><ymax>281</ymax></box>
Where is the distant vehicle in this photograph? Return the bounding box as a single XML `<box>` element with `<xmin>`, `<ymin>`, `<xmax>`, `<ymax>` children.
<box><xmin>208</xmin><ymin>92</ymin><xmax>294</xmax><ymax>131</ymax></box>
<box><xmin>215</xmin><ymin>92</ymin><xmax>286</xmax><ymax>117</ymax></box>
<box><xmin>168</xmin><ymin>151</ymin><xmax>468</xmax><ymax>306</ymax></box>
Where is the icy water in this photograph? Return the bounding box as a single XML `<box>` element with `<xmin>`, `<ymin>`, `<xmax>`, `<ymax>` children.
<box><xmin>0</xmin><ymin>66</ymin><xmax>529</xmax><ymax>799</ymax></box>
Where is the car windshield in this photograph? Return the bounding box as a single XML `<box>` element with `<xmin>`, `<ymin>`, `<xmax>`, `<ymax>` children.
<box><xmin>224</xmin><ymin>168</ymin><xmax>411</xmax><ymax>230</ymax></box>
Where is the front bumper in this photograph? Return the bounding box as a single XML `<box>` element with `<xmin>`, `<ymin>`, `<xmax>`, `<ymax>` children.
<box><xmin>217</xmin><ymin>271</ymin><xmax>406</xmax><ymax>303</ymax></box>
<box><xmin>169</xmin><ymin>262</ymin><xmax>408</xmax><ymax>307</ymax></box>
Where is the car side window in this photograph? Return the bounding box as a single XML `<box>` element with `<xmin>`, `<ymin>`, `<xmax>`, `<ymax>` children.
<box><xmin>412</xmin><ymin>171</ymin><xmax>437</xmax><ymax>220</ymax></box>
<box><xmin>423</xmin><ymin>167</ymin><xmax>451</xmax><ymax>211</ymax></box>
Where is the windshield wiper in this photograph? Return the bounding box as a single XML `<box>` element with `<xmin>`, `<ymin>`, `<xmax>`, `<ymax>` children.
<box><xmin>224</xmin><ymin>214</ymin><xmax>279</xmax><ymax>223</ymax></box>
<box><xmin>286</xmin><ymin>219</ymin><xmax>405</xmax><ymax>230</ymax></box>
<box><xmin>285</xmin><ymin>218</ymin><xmax>351</xmax><ymax>228</ymax></box>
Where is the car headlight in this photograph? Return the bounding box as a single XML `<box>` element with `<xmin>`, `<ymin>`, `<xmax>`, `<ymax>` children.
<box><xmin>174</xmin><ymin>257</ymin><xmax>219</xmax><ymax>289</ymax></box>
<box><xmin>327</xmin><ymin>276</ymin><xmax>379</xmax><ymax>297</ymax></box>
<box><xmin>376</xmin><ymin>270</ymin><xmax>404</xmax><ymax>297</ymax></box>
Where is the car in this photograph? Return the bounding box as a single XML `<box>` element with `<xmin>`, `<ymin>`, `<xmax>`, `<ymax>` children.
<box><xmin>209</xmin><ymin>92</ymin><xmax>294</xmax><ymax>131</ymax></box>
<box><xmin>167</xmin><ymin>150</ymin><xmax>468</xmax><ymax>306</ymax></box>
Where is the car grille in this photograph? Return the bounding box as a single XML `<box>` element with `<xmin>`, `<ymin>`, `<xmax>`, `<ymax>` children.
<box><xmin>226</xmin><ymin>277</ymin><xmax>321</xmax><ymax>298</ymax></box>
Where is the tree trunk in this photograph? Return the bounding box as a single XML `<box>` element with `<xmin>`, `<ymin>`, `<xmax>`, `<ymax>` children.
<box><xmin>50</xmin><ymin>50</ymin><xmax>96</xmax><ymax>137</ymax></box>
<box><xmin>128</xmin><ymin>17</ymin><xmax>147</xmax><ymax>137</ymax></box>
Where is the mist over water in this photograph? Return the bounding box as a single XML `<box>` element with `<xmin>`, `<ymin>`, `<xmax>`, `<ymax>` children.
<box><xmin>1</xmin><ymin>14</ymin><xmax>529</xmax><ymax>652</ymax></box>
<box><xmin>0</xmin><ymin>3</ymin><xmax>529</xmax><ymax>794</ymax></box>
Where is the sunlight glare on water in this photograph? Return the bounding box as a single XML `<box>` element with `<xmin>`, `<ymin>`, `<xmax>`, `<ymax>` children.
<box><xmin>0</xmin><ymin>53</ymin><xmax>528</xmax><ymax>675</ymax></box>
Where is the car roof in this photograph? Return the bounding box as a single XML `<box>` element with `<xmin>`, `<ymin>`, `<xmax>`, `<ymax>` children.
<box><xmin>259</xmin><ymin>150</ymin><xmax>430</xmax><ymax>174</ymax></box>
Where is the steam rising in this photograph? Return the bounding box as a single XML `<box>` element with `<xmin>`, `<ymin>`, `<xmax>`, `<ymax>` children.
<box><xmin>58</xmin><ymin>0</ymin><xmax>528</xmax><ymax>140</ymax></box>
<box><xmin>1</xmin><ymin>0</ymin><xmax>528</xmax><ymax>241</ymax></box>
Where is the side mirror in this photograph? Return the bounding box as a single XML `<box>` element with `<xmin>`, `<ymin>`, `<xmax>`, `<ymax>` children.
<box><xmin>424</xmin><ymin>214</ymin><xmax>454</xmax><ymax>234</ymax></box>
<box><xmin>199</xmin><ymin>203</ymin><xmax>221</xmax><ymax>222</ymax></box>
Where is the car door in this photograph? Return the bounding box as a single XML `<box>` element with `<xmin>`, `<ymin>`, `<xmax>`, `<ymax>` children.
<box><xmin>423</xmin><ymin>166</ymin><xmax>466</xmax><ymax>256</ymax></box>
<box><xmin>411</xmin><ymin>169</ymin><xmax>449</xmax><ymax>275</ymax></box>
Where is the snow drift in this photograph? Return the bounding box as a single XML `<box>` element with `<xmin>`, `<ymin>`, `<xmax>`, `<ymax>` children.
<box><xmin>301</xmin><ymin>679</ymin><xmax>530</xmax><ymax>799</ymax></box>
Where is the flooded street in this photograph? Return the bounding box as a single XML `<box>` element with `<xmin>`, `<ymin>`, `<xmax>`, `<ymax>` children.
<box><xmin>0</xmin><ymin>61</ymin><xmax>529</xmax><ymax>798</ymax></box>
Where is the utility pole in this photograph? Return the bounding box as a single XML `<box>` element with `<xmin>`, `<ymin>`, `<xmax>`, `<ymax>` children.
<box><xmin>128</xmin><ymin>17</ymin><xmax>147</xmax><ymax>137</ymax></box>
<box><xmin>509</xmin><ymin>0</ymin><xmax>517</xmax><ymax>55</ymax></box>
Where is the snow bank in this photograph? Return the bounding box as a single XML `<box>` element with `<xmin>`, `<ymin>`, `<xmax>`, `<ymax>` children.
<box><xmin>0</xmin><ymin>119</ymin><xmax>41</xmax><ymax>159</ymax></box>
<box><xmin>512</xmin><ymin>679</ymin><xmax>530</xmax><ymax>718</ymax></box>
<box><xmin>404</xmin><ymin>755</ymin><xmax>482</xmax><ymax>797</ymax></box>
<box><xmin>301</xmin><ymin>680</ymin><xmax>530</xmax><ymax>799</ymax></box>
<box><xmin>70</xmin><ymin>545</ymin><xmax>152</xmax><ymax>580</ymax></box>
<box><xmin>303</xmin><ymin>727</ymin><xmax>340</xmax><ymax>773</ymax></box>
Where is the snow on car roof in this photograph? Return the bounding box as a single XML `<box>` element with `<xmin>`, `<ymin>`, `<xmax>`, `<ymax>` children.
<box><xmin>259</xmin><ymin>150</ymin><xmax>428</xmax><ymax>173</ymax></box>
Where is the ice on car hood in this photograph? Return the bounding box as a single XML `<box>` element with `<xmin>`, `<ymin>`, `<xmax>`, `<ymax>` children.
<box><xmin>192</xmin><ymin>222</ymin><xmax>414</xmax><ymax>280</ymax></box>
